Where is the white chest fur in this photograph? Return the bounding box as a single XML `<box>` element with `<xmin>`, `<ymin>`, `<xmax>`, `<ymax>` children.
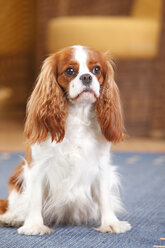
<box><xmin>30</xmin><ymin>104</ymin><xmax>110</xmax><ymax>225</ymax></box>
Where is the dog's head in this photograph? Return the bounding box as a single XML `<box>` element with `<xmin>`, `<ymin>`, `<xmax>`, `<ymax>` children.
<box><xmin>25</xmin><ymin>45</ymin><xmax>123</xmax><ymax>144</ymax></box>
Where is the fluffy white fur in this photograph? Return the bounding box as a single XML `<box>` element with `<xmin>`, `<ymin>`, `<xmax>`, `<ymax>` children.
<box><xmin>0</xmin><ymin>46</ymin><xmax>131</xmax><ymax>235</ymax></box>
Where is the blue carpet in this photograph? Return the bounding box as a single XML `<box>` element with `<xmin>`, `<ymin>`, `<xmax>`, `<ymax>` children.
<box><xmin>0</xmin><ymin>151</ymin><xmax>165</xmax><ymax>248</ymax></box>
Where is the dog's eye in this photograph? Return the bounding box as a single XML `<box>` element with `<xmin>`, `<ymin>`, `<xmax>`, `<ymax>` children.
<box><xmin>64</xmin><ymin>67</ymin><xmax>77</xmax><ymax>77</ymax></box>
<box><xmin>92</xmin><ymin>66</ymin><xmax>100</xmax><ymax>75</ymax></box>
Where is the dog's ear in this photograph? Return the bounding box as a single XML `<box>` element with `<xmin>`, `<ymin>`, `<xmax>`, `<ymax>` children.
<box><xmin>25</xmin><ymin>54</ymin><xmax>68</xmax><ymax>144</ymax></box>
<box><xmin>95</xmin><ymin>60</ymin><xmax>124</xmax><ymax>142</ymax></box>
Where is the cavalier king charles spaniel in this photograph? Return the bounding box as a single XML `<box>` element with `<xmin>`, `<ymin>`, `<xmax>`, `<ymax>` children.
<box><xmin>0</xmin><ymin>45</ymin><xmax>131</xmax><ymax>235</ymax></box>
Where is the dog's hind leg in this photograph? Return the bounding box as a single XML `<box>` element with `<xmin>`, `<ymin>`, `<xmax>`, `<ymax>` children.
<box><xmin>0</xmin><ymin>191</ymin><xmax>24</xmax><ymax>227</ymax></box>
<box><xmin>0</xmin><ymin>160</ymin><xmax>26</xmax><ymax>227</ymax></box>
<box><xmin>0</xmin><ymin>199</ymin><xmax>8</xmax><ymax>215</ymax></box>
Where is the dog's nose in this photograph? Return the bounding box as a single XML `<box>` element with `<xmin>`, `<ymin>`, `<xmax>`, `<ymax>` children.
<box><xmin>80</xmin><ymin>73</ymin><xmax>92</xmax><ymax>86</ymax></box>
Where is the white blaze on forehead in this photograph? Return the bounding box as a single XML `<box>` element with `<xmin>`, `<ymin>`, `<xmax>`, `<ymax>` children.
<box><xmin>72</xmin><ymin>45</ymin><xmax>90</xmax><ymax>73</ymax></box>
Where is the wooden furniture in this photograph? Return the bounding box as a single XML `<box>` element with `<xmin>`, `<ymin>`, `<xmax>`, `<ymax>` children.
<box><xmin>0</xmin><ymin>0</ymin><xmax>36</xmax><ymax>115</ymax></box>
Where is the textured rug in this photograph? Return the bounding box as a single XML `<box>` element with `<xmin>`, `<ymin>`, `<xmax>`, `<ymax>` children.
<box><xmin>0</xmin><ymin>151</ymin><xmax>165</xmax><ymax>248</ymax></box>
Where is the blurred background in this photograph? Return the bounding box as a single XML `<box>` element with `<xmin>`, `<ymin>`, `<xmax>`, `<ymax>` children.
<box><xmin>0</xmin><ymin>0</ymin><xmax>165</xmax><ymax>152</ymax></box>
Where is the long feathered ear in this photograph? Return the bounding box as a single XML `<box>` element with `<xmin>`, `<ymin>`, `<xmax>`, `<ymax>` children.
<box><xmin>95</xmin><ymin>60</ymin><xmax>124</xmax><ymax>142</ymax></box>
<box><xmin>25</xmin><ymin>54</ymin><xmax>68</xmax><ymax>145</ymax></box>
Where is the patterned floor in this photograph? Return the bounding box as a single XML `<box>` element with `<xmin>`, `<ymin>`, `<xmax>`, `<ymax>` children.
<box><xmin>0</xmin><ymin>152</ymin><xmax>165</xmax><ymax>248</ymax></box>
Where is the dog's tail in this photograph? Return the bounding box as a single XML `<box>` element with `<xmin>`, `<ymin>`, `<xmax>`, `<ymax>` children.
<box><xmin>0</xmin><ymin>199</ymin><xmax>8</xmax><ymax>214</ymax></box>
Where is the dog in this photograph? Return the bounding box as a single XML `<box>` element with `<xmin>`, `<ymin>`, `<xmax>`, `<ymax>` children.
<box><xmin>0</xmin><ymin>45</ymin><xmax>131</xmax><ymax>235</ymax></box>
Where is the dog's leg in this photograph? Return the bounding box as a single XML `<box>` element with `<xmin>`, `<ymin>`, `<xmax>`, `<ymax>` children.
<box><xmin>96</xmin><ymin>165</ymin><xmax>131</xmax><ymax>234</ymax></box>
<box><xmin>18</xmin><ymin>168</ymin><xmax>53</xmax><ymax>236</ymax></box>
<box><xmin>0</xmin><ymin>191</ymin><xmax>24</xmax><ymax>227</ymax></box>
<box><xmin>0</xmin><ymin>159</ymin><xmax>29</xmax><ymax>227</ymax></box>
<box><xmin>96</xmin><ymin>188</ymin><xmax>131</xmax><ymax>233</ymax></box>
<box><xmin>0</xmin><ymin>199</ymin><xmax>10</xmax><ymax>226</ymax></box>
<box><xmin>0</xmin><ymin>199</ymin><xmax>8</xmax><ymax>214</ymax></box>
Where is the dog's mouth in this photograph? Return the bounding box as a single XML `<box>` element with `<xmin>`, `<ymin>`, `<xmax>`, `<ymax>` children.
<box><xmin>71</xmin><ymin>88</ymin><xmax>97</xmax><ymax>101</ymax></box>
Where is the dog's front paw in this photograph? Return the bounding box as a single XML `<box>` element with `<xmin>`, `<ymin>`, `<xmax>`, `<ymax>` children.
<box><xmin>110</xmin><ymin>221</ymin><xmax>131</xmax><ymax>233</ymax></box>
<box><xmin>18</xmin><ymin>224</ymin><xmax>53</xmax><ymax>236</ymax></box>
<box><xmin>95</xmin><ymin>221</ymin><xmax>131</xmax><ymax>234</ymax></box>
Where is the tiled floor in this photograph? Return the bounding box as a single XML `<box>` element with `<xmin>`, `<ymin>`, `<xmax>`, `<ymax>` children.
<box><xmin>0</xmin><ymin>115</ymin><xmax>165</xmax><ymax>152</ymax></box>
